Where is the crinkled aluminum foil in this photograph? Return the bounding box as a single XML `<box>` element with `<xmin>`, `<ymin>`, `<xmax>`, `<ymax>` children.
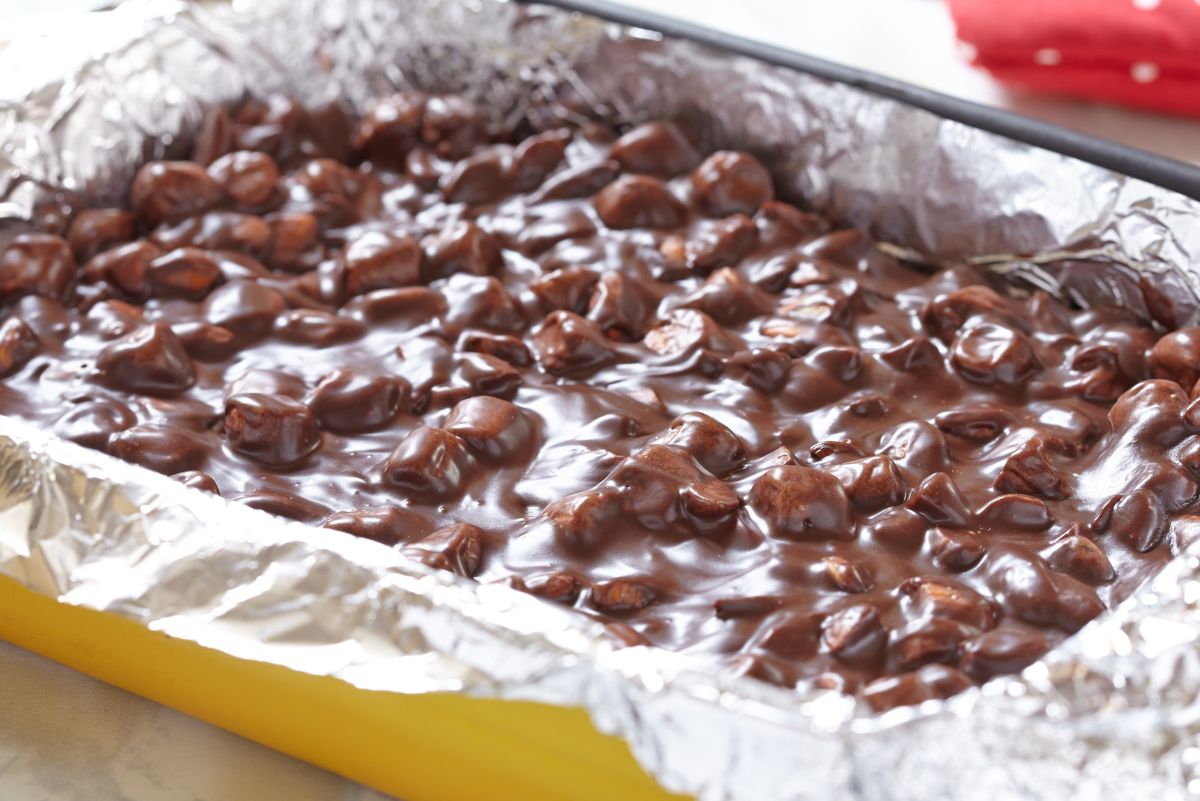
<box><xmin>3</xmin><ymin>1</ymin><xmax>1200</xmax><ymax>799</ymax></box>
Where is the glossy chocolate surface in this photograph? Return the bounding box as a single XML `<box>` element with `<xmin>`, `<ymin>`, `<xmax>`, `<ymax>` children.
<box><xmin>2</xmin><ymin>93</ymin><xmax>1198</xmax><ymax>709</ymax></box>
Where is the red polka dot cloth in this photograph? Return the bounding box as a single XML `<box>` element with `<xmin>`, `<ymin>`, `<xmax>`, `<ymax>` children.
<box><xmin>949</xmin><ymin>0</ymin><xmax>1200</xmax><ymax>116</ymax></box>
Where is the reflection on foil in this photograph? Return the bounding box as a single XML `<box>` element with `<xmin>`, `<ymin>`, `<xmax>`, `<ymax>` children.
<box><xmin>3</xmin><ymin>1</ymin><xmax>1200</xmax><ymax>799</ymax></box>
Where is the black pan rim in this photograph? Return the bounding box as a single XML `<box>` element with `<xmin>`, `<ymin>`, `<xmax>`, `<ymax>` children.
<box><xmin>522</xmin><ymin>0</ymin><xmax>1200</xmax><ymax>202</ymax></box>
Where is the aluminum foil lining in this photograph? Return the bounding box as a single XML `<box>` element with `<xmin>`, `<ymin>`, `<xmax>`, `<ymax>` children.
<box><xmin>3</xmin><ymin>1</ymin><xmax>1200</xmax><ymax>799</ymax></box>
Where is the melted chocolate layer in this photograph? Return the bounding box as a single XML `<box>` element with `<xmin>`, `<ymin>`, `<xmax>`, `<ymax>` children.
<box><xmin>2</xmin><ymin>93</ymin><xmax>1197</xmax><ymax>709</ymax></box>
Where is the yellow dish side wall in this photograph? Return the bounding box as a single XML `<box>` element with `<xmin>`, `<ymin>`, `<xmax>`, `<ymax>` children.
<box><xmin>0</xmin><ymin>576</ymin><xmax>688</xmax><ymax>801</ymax></box>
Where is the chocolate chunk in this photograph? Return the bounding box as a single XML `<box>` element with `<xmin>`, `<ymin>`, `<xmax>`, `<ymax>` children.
<box><xmin>68</xmin><ymin>209</ymin><xmax>135</xmax><ymax>260</ymax></box>
<box><xmin>96</xmin><ymin>322</ymin><xmax>195</xmax><ymax>394</ymax></box>
<box><xmin>324</xmin><ymin>505</ymin><xmax>431</xmax><ymax>546</ymax></box>
<box><xmin>130</xmin><ymin>161</ymin><xmax>222</xmax><ymax>226</ymax></box>
<box><xmin>672</xmin><ymin>214</ymin><xmax>761</xmax><ymax>275</ymax></box>
<box><xmin>192</xmin><ymin>107</ymin><xmax>235</xmax><ymax>165</ymax></box>
<box><xmin>822</xmin><ymin>556</ymin><xmax>875</xmax><ymax>593</ymax></box>
<box><xmin>353</xmin><ymin>92</ymin><xmax>427</xmax><ymax>166</ymax></box>
<box><xmin>1109</xmin><ymin>379</ymin><xmax>1191</xmax><ymax>447</ymax></box>
<box><xmin>0</xmin><ymin>317</ymin><xmax>39</xmax><ymax>378</ymax></box>
<box><xmin>861</xmin><ymin>664</ymin><xmax>972</xmax><ymax>712</ymax></box>
<box><xmin>644</xmin><ymin>309</ymin><xmax>741</xmax><ymax>356</ymax></box>
<box><xmin>586</xmin><ymin>272</ymin><xmax>654</xmax><ymax>341</ymax></box>
<box><xmin>292</xmin><ymin>158</ymin><xmax>381</xmax><ymax>226</ymax></box>
<box><xmin>530</xmin><ymin>267</ymin><xmax>599</xmax><ymax>314</ymax></box>
<box><xmin>934</xmin><ymin>405</ymin><xmax>1012</xmax><ymax>442</ymax></box>
<box><xmin>308</xmin><ymin>370</ymin><xmax>406</xmax><ymax>433</ymax></box>
<box><xmin>539</xmin><ymin>488</ymin><xmax>622</xmax><ymax>555</ymax></box>
<box><xmin>342</xmin><ymin>231</ymin><xmax>421</xmax><ymax>297</ymax></box>
<box><xmin>172</xmin><ymin>470</ymin><xmax>220</xmax><ymax>494</ymax></box>
<box><xmin>861</xmin><ymin>509</ymin><xmax>925</xmax><ymax>554</ymax></box>
<box><xmin>905</xmin><ymin>472</ymin><xmax>972</xmax><ymax>528</ymax></box>
<box><xmin>984</xmin><ymin>552</ymin><xmax>1103</xmax><ymax>632</ymax></box>
<box><xmin>755</xmin><ymin>200</ymin><xmax>830</xmax><ymax>249</ymax></box>
<box><xmin>666</xmin><ymin>267</ymin><xmax>771</xmax><ymax>326</ymax></box>
<box><xmin>443</xmin><ymin>396</ymin><xmax>536</xmax><ymax>462</ymax></box>
<box><xmin>512</xmin><ymin>129</ymin><xmax>569</xmax><ymax>191</ymax></box>
<box><xmin>456</xmin><ymin>330</ymin><xmax>532</xmax><ymax>366</ymax></box>
<box><xmin>714</xmin><ymin>595</ymin><xmax>784</xmax><ymax>620</ymax></box>
<box><xmin>609</xmin><ymin>444</ymin><xmax>736</xmax><ymax>534</ymax></box>
<box><xmin>691</xmin><ymin>151</ymin><xmax>774</xmax><ymax>217</ymax></box>
<box><xmin>153</xmin><ymin>212</ymin><xmax>272</xmax><ymax>255</ymax></box>
<box><xmin>977</xmin><ymin>494</ymin><xmax>1052</xmax><ymax>531</ymax></box>
<box><xmin>109</xmin><ymin>424</ymin><xmax>207</xmax><ymax>474</ymax></box>
<box><xmin>342</xmin><ymin>286</ymin><xmax>445</xmax><ymax>328</ymax></box>
<box><xmin>610</xmin><ymin>121</ymin><xmax>700</xmax><ymax>177</ymax></box>
<box><xmin>441</xmin><ymin>147</ymin><xmax>513</xmax><ymax>205</ymax></box>
<box><xmin>1067</xmin><ymin>343</ymin><xmax>1133</xmax><ymax>402</ymax></box>
<box><xmin>519</xmin><ymin>570</ymin><xmax>590</xmax><ymax>605</ymax></box>
<box><xmin>654</xmin><ymin>412</ymin><xmax>746</xmax><ymax>477</ymax></box>
<box><xmin>725</xmin><ymin>347</ymin><xmax>791</xmax><ymax>393</ymax></box>
<box><xmin>87</xmin><ymin>241</ymin><xmax>161</xmax><ymax>297</ymax></box>
<box><xmin>224</xmin><ymin>393</ymin><xmax>321</xmax><ymax>467</ymax></box>
<box><xmin>404</xmin><ymin>523</ymin><xmax>486</xmax><ymax>578</ymax></box>
<box><xmin>53</xmin><ymin>398</ymin><xmax>135</xmax><ymax>450</ymax></box>
<box><xmin>754</xmin><ymin>610</ymin><xmax>824</xmax><ymax>660</ymax></box>
<box><xmin>446</xmin><ymin>352</ymin><xmax>522</xmax><ymax>402</ymax></box>
<box><xmin>921</xmin><ymin>285</ymin><xmax>1021</xmax><ymax>343</ymax></box>
<box><xmin>1107</xmin><ymin>489</ymin><xmax>1167</xmax><ymax>552</ymax></box>
<box><xmin>594</xmin><ymin>175</ymin><xmax>686</xmax><ymax>230</ymax></box>
<box><xmin>950</xmin><ymin>322</ymin><xmax>1040</xmax><ymax>386</ymax></box>
<box><xmin>1149</xmin><ymin>327</ymin><xmax>1200</xmax><ymax>390</ymax></box>
<box><xmin>264</xmin><ymin>212</ymin><xmax>324</xmax><ymax>272</ymax></box>
<box><xmin>146</xmin><ymin>248</ymin><xmax>221</xmax><ymax>299</ymax></box>
<box><xmin>829</xmin><ymin>456</ymin><xmax>905</xmax><ymax>513</ymax></box>
<box><xmin>591</xmin><ymin>577</ymin><xmax>659</xmax><ymax>613</ymax></box>
<box><xmin>821</xmin><ymin>603</ymin><xmax>885</xmax><ymax>664</ymax></box>
<box><xmin>233</xmin><ymin>489</ymin><xmax>331</xmax><ymax>523</ymax></box>
<box><xmin>529</xmin><ymin>310</ymin><xmax>616</xmax><ymax>376</ymax></box>
<box><xmin>1044</xmin><ymin>531</ymin><xmax>1116</xmax><ymax>584</ymax></box>
<box><xmin>204</xmin><ymin>279</ymin><xmax>287</xmax><ymax>337</ymax></box>
<box><xmin>880</xmin><ymin>421</ymin><xmax>949</xmax><ymax>479</ymax></box>
<box><xmin>0</xmin><ymin>234</ymin><xmax>75</xmax><ymax>301</ymax></box>
<box><xmin>207</xmin><ymin>151</ymin><xmax>280</xmax><ymax>207</ymax></box>
<box><xmin>533</xmin><ymin>160</ymin><xmax>620</xmax><ymax>202</ymax></box>
<box><xmin>384</xmin><ymin>426</ymin><xmax>475</xmax><ymax>499</ymax></box>
<box><xmin>993</xmin><ymin>438</ymin><xmax>1067</xmax><ymax>500</ymax></box>
<box><xmin>171</xmin><ymin>322</ymin><xmax>239</xmax><ymax>362</ymax></box>
<box><xmin>423</xmin><ymin>221</ymin><xmax>503</xmax><ymax>281</ymax></box>
<box><xmin>890</xmin><ymin>617</ymin><xmax>971</xmax><ymax>671</ymax></box>
<box><xmin>421</xmin><ymin>95</ymin><xmax>485</xmax><ymax>159</ymax></box>
<box><xmin>273</xmin><ymin>309</ymin><xmax>365</xmax><ymax>347</ymax></box>
<box><xmin>899</xmin><ymin>577</ymin><xmax>997</xmax><ymax>632</ymax></box>
<box><xmin>879</xmin><ymin>336</ymin><xmax>940</xmax><ymax>372</ymax></box>
<box><xmin>927</xmin><ymin>528</ymin><xmax>987</xmax><ymax>572</ymax></box>
<box><xmin>959</xmin><ymin>626</ymin><xmax>1048</xmax><ymax>681</ymax></box>
<box><xmin>749</xmin><ymin>465</ymin><xmax>852</xmax><ymax>541</ymax></box>
<box><xmin>85</xmin><ymin>299</ymin><xmax>142</xmax><ymax>340</ymax></box>
<box><xmin>441</xmin><ymin>274</ymin><xmax>524</xmax><ymax>333</ymax></box>
<box><xmin>805</xmin><ymin>345</ymin><xmax>863</xmax><ymax>380</ymax></box>
<box><xmin>514</xmin><ymin>207</ymin><xmax>597</xmax><ymax>255</ymax></box>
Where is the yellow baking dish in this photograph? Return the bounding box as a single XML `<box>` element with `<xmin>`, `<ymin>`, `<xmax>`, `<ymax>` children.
<box><xmin>0</xmin><ymin>574</ymin><xmax>687</xmax><ymax>801</ymax></box>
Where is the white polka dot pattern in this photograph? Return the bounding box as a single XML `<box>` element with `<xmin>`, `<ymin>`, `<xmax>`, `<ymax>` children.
<box><xmin>950</xmin><ymin>0</ymin><xmax>1200</xmax><ymax>116</ymax></box>
<box><xmin>1131</xmin><ymin>61</ymin><xmax>1161</xmax><ymax>83</ymax></box>
<box><xmin>1034</xmin><ymin>48</ymin><xmax>1062</xmax><ymax>66</ymax></box>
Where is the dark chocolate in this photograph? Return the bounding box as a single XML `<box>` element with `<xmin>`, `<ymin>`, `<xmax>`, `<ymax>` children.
<box><xmin>1</xmin><ymin>93</ymin><xmax>1194</xmax><ymax>709</ymax></box>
